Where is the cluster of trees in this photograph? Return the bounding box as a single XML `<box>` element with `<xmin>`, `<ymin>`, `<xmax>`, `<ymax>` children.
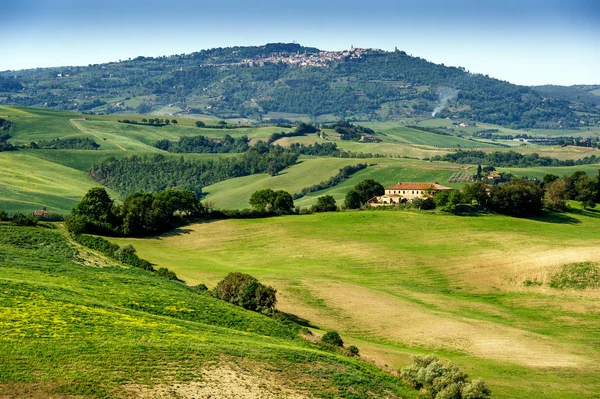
<box><xmin>438</xmin><ymin>170</ymin><xmax>600</xmax><ymax>215</ymax></box>
<box><xmin>194</xmin><ymin>120</ymin><xmax>239</xmax><ymax>129</ymax></box>
<box><xmin>400</xmin><ymin>355</ymin><xmax>491</xmax><ymax>399</ymax></box>
<box><xmin>0</xmin><ymin>133</ymin><xmax>16</xmax><ymax>152</ymax></box>
<box><xmin>248</xmin><ymin>189</ymin><xmax>295</xmax><ymax>214</ymax></box>
<box><xmin>293</xmin><ymin>163</ymin><xmax>367</xmax><ymax>199</ymax></box>
<box><xmin>323</xmin><ymin>121</ymin><xmax>376</xmax><ymax>141</ymax></box>
<box><xmin>344</xmin><ymin>179</ymin><xmax>385</xmax><ymax>209</ymax></box>
<box><xmin>90</xmin><ymin>144</ymin><xmax>298</xmax><ymax>197</ymax></box>
<box><xmin>432</xmin><ymin>150</ymin><xmax>600</xmax><ymax>168</ymax></box>
<box><xmin>30</xmin><ymin>137</ymin><xmax>100</xmax><ymax>150</ymax></box>
<box><xmin>119</xmin><ymin>118</ymin><xmax>177</xmax><ymax>126</ymax></box>
<box><xmin>155</xmin><ymin>134</ymin><xmax>249</xmax><ymax>153</ymax></box>
<box><xmin>66</xmin><ymin>187</ymin><xmax>203</xmax><ymax>237</ymax></box>
<box><xmin>212</xmin><ymin>272</ymin><xmax>277</xmax><ymax>313</ymax></box>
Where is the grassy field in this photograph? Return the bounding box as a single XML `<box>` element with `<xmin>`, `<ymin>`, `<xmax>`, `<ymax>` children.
<box><xmin>2</xmin><ymin>105</ymin><xmax>600</xmax><ymax>214</ymax></box>
<box><xmin>0</xmin><ymin>152</ymin><xmax>118</xmax><ymax>213</ymax></box>
<box><xmin>112</xmin><ymin>208</ymin><xmax>600</xmax><ymax>399</ymax></box>
<box><xmin>0</xmin><ymin>223</ymin><xmax>417</xmax><ymax>398</ymax></box>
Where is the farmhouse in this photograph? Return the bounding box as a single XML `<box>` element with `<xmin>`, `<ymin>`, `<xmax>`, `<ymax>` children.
<box><xmin>369</xmin><ymin>182</ymin><xmax>452</xmax><ymax>206</ymax></box>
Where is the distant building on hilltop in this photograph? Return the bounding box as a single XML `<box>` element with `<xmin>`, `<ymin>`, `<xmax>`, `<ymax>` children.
<box><xmin>369</xmin><ymin>182</ymin><xmax>452</xmax><ymax>207</ymax></box>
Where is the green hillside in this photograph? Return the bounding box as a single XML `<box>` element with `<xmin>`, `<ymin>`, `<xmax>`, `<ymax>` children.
<box><xmin>1</xmin><ymin>43</ymin><xmax>595</xmax><ymax>129</ymax></box>
<box><xmin>0</xmin><ymin>223</ymin><xmax>417</xmax><ymax>398</ymax></box>
<box><xmin>111</xmin><ymin>208</ymin><xmax>600</xmax><ymax>399</ymax></box>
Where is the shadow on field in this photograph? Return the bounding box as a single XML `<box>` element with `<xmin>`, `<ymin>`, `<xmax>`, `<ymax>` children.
<box><xmin>280</xmin><ymin>311</ymin><xmax>319</xmax><ymax>329</ymax></box>
<box><xmin>569</xmin><ymin>208</ymin><xmax>600</xmax><ymax>219</ymax></box>
<box><xmin>530</xmin><ymin>212</ymin><xmax>581</xmax><ymax>224</ymax></box>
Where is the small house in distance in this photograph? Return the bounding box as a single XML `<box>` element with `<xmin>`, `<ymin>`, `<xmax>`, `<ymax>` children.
<box><xmin>369</xmin><ymin>182</ymin><xmax>452</xmax><ymax>207</ymax></box>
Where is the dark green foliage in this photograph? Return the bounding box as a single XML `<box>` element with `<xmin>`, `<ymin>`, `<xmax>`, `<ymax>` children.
<box><xmin>347</xmin><ymin>345</ymin><xmax>360</xmax><ymax>356</ymax></box>
<box><xmin>461</xmin><ymin>182</ymin><xmax>489</xmax><ymax>207</ymax></box>
<box><xmin>0</xmin><ymin>210</ymin><xmax>8</xmax><ymax>221</ymax></box>
<box><xmin>312</xmin><ymin>195</ymin><xmax>337</xmax><ymax>212</ymax></box>
<box><xmin>191</xmin><ymin>283</ymin><xmax>209</xmax><ymax>292</ymax></box>
<box><xmin>249</xmin><ymin>189</ymin><xmax>294</xmax><ymax>214</ymax></box>
<box><xmin>71</xmin><ymin>234</ymin><xmax>154</xmax><ymax>271</ymax></box>
<box><xmin>345</xmin><ymin>179</ymin><xmax>384</xmax><ymax>209</ymax></box>
<box><xmin>68</xmin><ymin>188</ymin><xmax>203</xmax><ymax>237</ymax></box>
<box><xmin>324</xmin><ymin>121</ymin><xmax>376</xmax><ymax>141</ymax></box>
<box><xmin>267</xmin><ymin>123</ymin><xmax>319</xmax><ymax>143</ymax></box>
<box><xmin>90</xmin><ymin>144</ymin><xmax>298</xmax><ymax>197</ymax></box>
<box><xmin>33</xmin><ymin>137</ymin><xmax>100</xmax><ymax>150</ymax></box>
<box><xmin>293</xmin><ymin>163</ymin><xmax>367</xmax><ymax>199</ymax></box>
<box><xmin>0</xmin><ymin>126</ymin><xmax>16</xmax><ymax>152</ymax></box>
<box><xmin>489</xmin><ymin>179</ymin><xmax>544</xmax><ymax>216</ymax></box>
<box><xmin>321</xmin><ymin>331</ymin><xmax>344</xmax><ymax>347</ymax></box>
<box><xmin>156</xmin><ymin>267</ymin><xmax>181</xmax><ymax>281</ymax></box>
<box><xmin>412</xmin><ymin>197</ymin><xmax>436</xmax><ymax>210</ymax></box>
<box><xmin>212</xmin><ymin>272</ymin><xmax>277</xmax><ymax>313</ymax></box>
<box><xmin>195</xmin><ymin>120</ymin><xmax>206</xmax><ymax>127</ymax></box>
<box><xmin>432</xmin><ymin>150</ymin><xmax>600</xmax><ymax>168</ymax></box>
<box><xmin>72</xmin><ymin>187</ymin><xmax>115</xmax><ymax>224</ymax></box>
<box><xmin>400</xmin><ymin>355</ymin><xmax>491</xmax><ymax>399</ymax></box>
<box><xmin>156</xmin><ymin>134</ymin><xmax>249</xmax><ymax>153</ymax></box>
<box><xmin>10</xmin><ymin>213</ymin><xmax>38</xmax><ymax>227</ymax></box>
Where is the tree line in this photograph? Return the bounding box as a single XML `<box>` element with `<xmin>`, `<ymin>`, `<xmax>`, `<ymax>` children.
<box><xmin>156</xmin><ymin>134</ymin><xmax>250</xmax><ymax>153</ymax></box>
<box><xmin>89</xmin><ymin>143</ymin><xmax>299</xmax><ymax>197</ymax></box>
<box><xmin>432</xmin><ymin>150</ymin><xmax>600</xmax><ymax>167</ymax></box>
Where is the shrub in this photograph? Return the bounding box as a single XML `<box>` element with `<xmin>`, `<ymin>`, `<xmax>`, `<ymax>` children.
<box><xmin>321</xmin><ymin>331</ymin><xmax>344</xmax><ymax>347</ymax></box>
<box><xmin>191</xmin><ymin>283</ymin><xmax>208</xmax><ymax>292</ymax></box>
<box><xmin>348</xmin><ymin>345</ymin><xmax>360</xmax><ymax>356</ymax></box>
<box><xmin>0</xmin><ymin>210</ymin><xmax>8</xmax><ymax>221</ymax></box>
<box><xmin>489</xmin><ymin>179</ymin><xmax>543</xmax><ymax>216</ymax></box>
<box><xmin>156</xmin><ymin>267</ymin><xmax>180</xmax><ymax>281</ymax></box>
<box><xmin>212</xmin><ymin>272</ymin><xmax>277</xmax><ymax>313</ymax></box>
<box><xmin>400</xmin><ymin>355</ymin><xmax>491</xmax><ymax>399</ymax></box>
<box><xmin>10</xmin><ymin>213</ymin><xmax>38</xmax><ymax>227</ymax></box>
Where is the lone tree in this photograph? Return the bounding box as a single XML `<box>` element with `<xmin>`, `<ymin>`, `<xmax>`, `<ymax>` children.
<box><xmin>71</xmin><ymin>187</ymin><xmax>115</xmax><ymax>224</ymax></box>
<box><xmin>249</xmin><ymin>189</ymin><xmax>294</xmax><ymax>213</ymax></box>
<box><xmin>212</xmin><ymin>272</ymin><xmax>277</xmax><ymax>313</ymax></box>
<box><xmin>312</xmin><ymin>195</ymin><xmax>337</xmax><ymax>212</ymax></box>
<box><xmin>344</xmin><ymin>179</ymin><xmax>384</xmax><ymax>209</ymax></box>
<box><xmin>321</xmin><ymin>331</ymin><xmax>344</xmax><ymax>347</ymax></box>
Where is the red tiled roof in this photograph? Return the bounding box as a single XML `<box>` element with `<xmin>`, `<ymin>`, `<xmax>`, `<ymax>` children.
<box><xmin>385</xmin><ymin>182</ymin><xmax>452</xmax><ymax>191</ymax></box>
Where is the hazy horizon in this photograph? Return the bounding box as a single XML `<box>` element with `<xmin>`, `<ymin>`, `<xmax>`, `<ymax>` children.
<box><xmin>3</xmin><ymin>0</ymin><xmax>599</xmax><ymax>86</ymax></box>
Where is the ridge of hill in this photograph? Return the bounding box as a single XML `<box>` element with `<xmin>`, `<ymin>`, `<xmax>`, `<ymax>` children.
<box><xmin>2</xmin><ymin>43</ymin><xmax>598</xmax><ymax>129</ymax></box>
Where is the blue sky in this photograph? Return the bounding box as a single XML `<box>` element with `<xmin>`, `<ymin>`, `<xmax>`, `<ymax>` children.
<box><xmin>3</xmin><ymin>0</ymin><xmax>599</xmax><ymax>85</ymax></box>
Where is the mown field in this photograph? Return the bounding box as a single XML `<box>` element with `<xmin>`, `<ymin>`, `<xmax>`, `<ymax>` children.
<box><xmin>0</xmin><ymin>223</ymin><xmax>418</xmax><ymax>398</ymax></box>
<box><xmin>112</xmin><ymin>207</ymin><xmax>600</xmax><ymax>399</ymax></box>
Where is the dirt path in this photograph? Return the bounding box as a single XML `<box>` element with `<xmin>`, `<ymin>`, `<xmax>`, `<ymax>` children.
<box><xmin>69</xmin><ymin>118</ymin><xmax>126</xmax><ymax>151</ymax></box>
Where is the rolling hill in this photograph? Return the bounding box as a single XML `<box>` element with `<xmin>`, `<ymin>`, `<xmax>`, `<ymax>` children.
<box><xmin>0</xmin><ymin>222</ymin><xmax>419</xmax><ymax>398</ymax></box>
<box><xmin>2</xmin><ymin>43</ymin><xmax>598</xmax><ymax>129</ymax></box>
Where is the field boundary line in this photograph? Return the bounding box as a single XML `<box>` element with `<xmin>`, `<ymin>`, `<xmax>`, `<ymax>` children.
<box><xmin>69</xmin><ymin>118</ymin><xmax>126</xmax><ymax>151</ymax></box>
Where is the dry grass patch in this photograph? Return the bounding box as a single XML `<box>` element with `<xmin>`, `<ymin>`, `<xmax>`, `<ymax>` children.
<box><xmin>124</xmin><ymin>364</ymin><xmax>311</xmax><ymax>399</ymax></box>
<box><xmin>301</xmin><ymin>281</ymin><xmax>587</xmax><ymax>368</ymax></box>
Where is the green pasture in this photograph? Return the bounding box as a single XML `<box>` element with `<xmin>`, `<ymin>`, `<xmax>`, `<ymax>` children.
<box><xmin>0</xmin><ymin>152</ymin><xmax>117</xmax><ymax>213</ymax></box>
<box><xmin>0</xmin><ymin>224</ymin><xmax>415</xmax><ymax>398</ymax></box>
<box><xmin>113</xmin><ymin>208</ymin><xmax>600</xmax><ymax>399</ymax></box>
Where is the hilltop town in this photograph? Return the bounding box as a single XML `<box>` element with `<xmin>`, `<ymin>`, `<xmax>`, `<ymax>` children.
<box><xmin>234</xmin><ymin>46</ymin><xmax>386</xmax><ymax>67</ymax></box>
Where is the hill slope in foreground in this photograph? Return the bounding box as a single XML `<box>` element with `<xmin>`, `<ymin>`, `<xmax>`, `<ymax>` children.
<box><xmin>112</xmin><ymin>208</ymin><xmax>600</xmax><ymax>399</ymax></box>
<box><xmin>0</xmin><ymin>223</ymin><xmax>417</xmax><ymax>398</ymax></box>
